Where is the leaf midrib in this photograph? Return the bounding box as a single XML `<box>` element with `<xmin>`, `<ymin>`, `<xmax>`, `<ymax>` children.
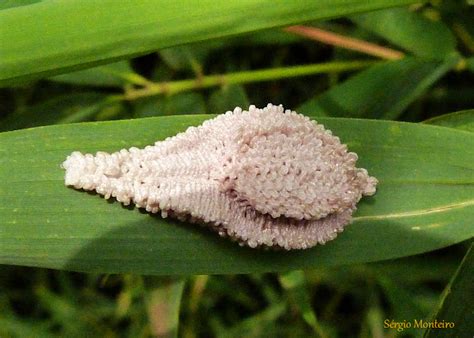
<box><xmin>354</xmin><ymin>199</ymin><xmax>474</xmax><ymax>221</ymax></box>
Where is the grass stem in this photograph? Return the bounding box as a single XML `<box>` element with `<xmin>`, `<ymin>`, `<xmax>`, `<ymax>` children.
<box><xmin>113</xmin><ymin>60</ymin><xmax>378</xmax><ymax>101</ymax></box>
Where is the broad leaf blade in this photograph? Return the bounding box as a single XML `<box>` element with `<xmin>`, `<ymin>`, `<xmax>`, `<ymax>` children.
<box><xmin>0</xmin><ymin>0</ymin><xmax>420</xmax><ymax>85</ymax></box>
<box><xmin>0</xmin><ymin>116</ymin><xmax>473</xmax><ymax>275</ymax></box>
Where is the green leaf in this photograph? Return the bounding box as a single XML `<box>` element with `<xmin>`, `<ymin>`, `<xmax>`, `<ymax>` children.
<box><xmin>0</xmin><ymin>0</ymin><xmax>420</xmax><ymax>85</ymax></box>
<box><xmin>49</xmin><ymin>61</ymin><xmax>134</xmax><ymax>88</ymax></box>
<box><xmin>370</xmin><ymin>255</ymin><xmax>459</xmax><ymax>284</ymax></box>
<box><xmin>1</xmin><ymin>115</ymin><xmax>473</xmax><ymax>275</ymax></box>
<box><xmin>0</xmin><ymin>93</ymin><xmax>106</xmax><ymax>132</ymax></box>
<box><xmin>298</xmin><ymin>57</ymin><xmax>457</xmax><ymax>119</ymax></box>
<box><xmin>159</xmin><ymin>45</ymin><xmax>212</xmax><ymax>73</ymax></box>
<box><xmin>352</xmin><ymin>7</ymin><xmax>457</xmax><ymax>60</ymax></box>
<box><xmin>466</xmin><ymin>57</ymin><xmax>474</xmax><ymax>73</ymax></box>
<box><xmin>158</xmin><ymin>30</ymin><xmax>304</xmax><ymax>73</ymax></box>
<box><xmin>222</xmin><ymin>302</ymin><xmax>287</xmax><ymax>338</ymax></box>
<box><xmin>208</xmin><ymin>85</ymin><xmax>249</xmax><ymax>114</ymax></box>
<box><xmin>377</xmin><ymin>276</ymin><xmax>432</xmax><ymax>329</ymax></box>
<box><xmin>423</xmin><ymin>110</ymin><xmax>474</xmax><ymax>133</ymax></box>
<box><xmin>134</xmin><ymin>93</ymin><xmax>207</xmax><ymax>117</ymax></box>
<box><xmin>424</xmin><ymin>242</ymin><xmax>474</xmax><ymax>338</ymax></box>
<box><xmin>279</xmin><ymin>271</ymin><xmax>327</xmax><ymax>336</ymax></box>
<box><xmin>0</xmin><ymin>0</ymin><xmax>40</xmax><ymax>11</ymax></box>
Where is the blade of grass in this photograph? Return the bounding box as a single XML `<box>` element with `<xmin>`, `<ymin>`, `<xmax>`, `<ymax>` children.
<box><xmin>279</xmin><ymin>271</ymin><xmax>327</xmax><ymax>337</ymax></box>
<box><xmin>424</xmin><ymin>242</ymin><xmax>474</xmax><ymax>338</ymax></box>
<box><xmin>466</xmin><ymin>58</ymin><xmax>474</xmax><ymax>75</ymax></box>
<box><xmin>0</xmin><ymin>0</ymin><xmax>421</xmax><ymax>85</ymax></box>
<box><xmin>134</xmin><ymin>93</ymin><xmax>207</xmax><ymax>118</ymax></box>
<box><xmin>0</xmin><ymin>93</ymin><xmax>106</xmax><ymax>132</ymax></box>
<box><xmin>352</xmin><ymin>7</ymin><xmax>457</xmax><ymax>60</ymax></box>
<box><xmin>49</xmin><ymin>61</ymin><xmax>136</xmax><ymax>88</ymax></box>
<box><xmin>423</xmin><ymin>109</ymin><xmax>474</xmax><ymax>133</ymax></box>
<box><xmin>0</xmin><ymin>115</ymin><xmax>473</xmax><ymax>275</ymax></box>
<box><xmin>298</xmin><ymin>56</ymin><xmax>458</xmax><ymax>119</ymax></box>
<box><xmin>221</xmin><ymin>302</ymin><xmax>287</xmax><ymax>338</ymax></box>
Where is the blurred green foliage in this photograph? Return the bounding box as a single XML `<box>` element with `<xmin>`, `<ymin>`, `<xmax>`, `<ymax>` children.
<box><xmin>1</xmin><ymin>1</ymin><xmax>473</xmax><ymax>337</ymax></box>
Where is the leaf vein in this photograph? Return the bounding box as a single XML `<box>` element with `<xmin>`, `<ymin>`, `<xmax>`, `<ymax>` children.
<box><xmin>354</xmin><ymin>199</ymin><xmax>474</xmax><ymax>221</ymax></box>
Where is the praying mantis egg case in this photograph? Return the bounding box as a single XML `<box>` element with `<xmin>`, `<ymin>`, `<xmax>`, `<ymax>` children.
<box><xmin>62</xmin><ymin>104</ymin><xmax>377</xmax><ymax>250</ymax></box>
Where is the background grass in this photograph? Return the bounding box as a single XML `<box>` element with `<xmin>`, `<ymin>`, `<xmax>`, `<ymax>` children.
<box><xmin>1</xmin><ymin>0</ymin><xmax>473</xmax><ymax>337</ymax></box>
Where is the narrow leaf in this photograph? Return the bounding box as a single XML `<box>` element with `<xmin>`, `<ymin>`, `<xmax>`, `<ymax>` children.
<box><xmin>0</xmin><ymin>93</ymin><xmax>106</xmax><ymax>132</ymax></box>
<box><xmin>134</xmin><ymin>93</ymin><xmax>207</xmax><ymax>117</ymax></box>
<box><xmin>279</xmin><ymin>271</ymin><xmax>327</xmax><ymax>337</ymax></box>
<box><xmin>467</xmin><ymin>57</ymin><xmax>474</xmax><ymax>73</ymax></box>
<box><xmin>298</xmin><ymin>57</ymin><xmax>457</xmax><ymax>119</ymax></box>
<box><xmin>208</xmin><ymin>85</ymin><xmax>250</xmax><ymax>114</ymax></box>
<box><xmin>352</xmin><ymin>7</ymin><xmax>457</xmax><ymax>60</ymax></box>
<box><xmin>49</xmin><ymin>61</ymin><xmax>134</xmax><ymax>88</ymax></box>
<box><xmin>222</xmin><ymin>302</ymin><xmax>287</xmax><ymax>338</ymax></box>
<box><xmin>424</xmin><ymin>110</ymin><xmax>474</xmax><ymax>133</ymax></box>
<box><xmin>0</xmin><ymin>0</ymin><xmax>420</xmax><ymax>85</ymax></box>
<box><xmin>0</xmin><ymin>115</ymin><xmax>473</xmax><ymax>275</ymax></box>
<box><xmin>424</xmin><ymin>243</ymin><xmax>474</xmax><ymax>338</ymax></box>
